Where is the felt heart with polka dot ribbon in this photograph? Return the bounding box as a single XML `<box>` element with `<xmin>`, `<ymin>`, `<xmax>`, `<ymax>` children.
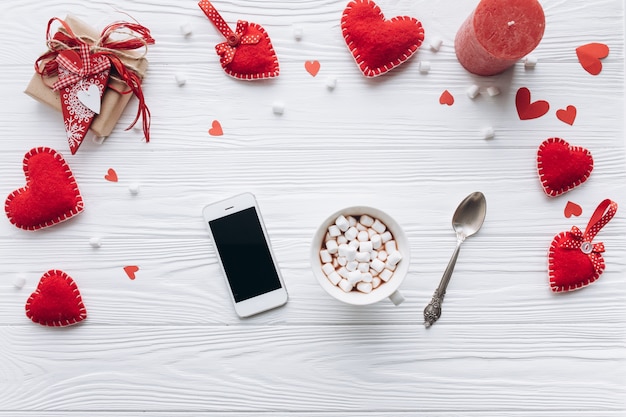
<box><xmin>26</xmin><ymin>270</ymin><xmax>87</xmax><ymax>327</ymax></box>
<box><xmin>537</xmin><ymin>137</ymin><xmax>593</xmax><ymax>197</ymax></box>
<box><xmin>5</xmin><ymin>147</ymin><xmax>84</xmax><ymax>231</ymax></box>
<box><xmin>341</xmin><ymin>0</ymin><xmax>425</xmax><ymax>77</ymax></box>
<box><xmin>198</xmin><ymin>0</ymin><xmax>279</xmax><ymax>80</ymax></box>
<box><xmin>548</xmin><ymin>199</ymin><xmax>618</xmax><ymax>292</ymax></box>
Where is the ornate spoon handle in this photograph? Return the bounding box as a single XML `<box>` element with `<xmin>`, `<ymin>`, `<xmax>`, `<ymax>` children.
<box><xmin>424</xmin><ymin>240</ymin><xmax>462</xmax><ymax>327</ymax></box>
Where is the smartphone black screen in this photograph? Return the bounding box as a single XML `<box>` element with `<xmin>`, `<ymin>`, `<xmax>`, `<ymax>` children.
<box><xmin>209</xmin><ymin>207</ymin><xmax>282</xmax><ymax>302</ymax></box>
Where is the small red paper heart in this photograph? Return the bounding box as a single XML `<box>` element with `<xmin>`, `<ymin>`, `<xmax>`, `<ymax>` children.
<box><xmin>576</xmin><ymin>43</ymin><xmax>609</xmax><ymax>76</ymax></box>
<box><xmin>564</xmin><ymin>201</ymin><xmax>583</xmax><ymax>218</ymax></box>
<box><xmin>305</xmin><ymin>60</ymin><xmax>321</xmax><ymax>77</ymax></box>
<box><xmin>537</xmin><ymin>138</ymin><xmax>593</xmax><ymax>197</ymax></box>
<box><xmin>208</xmin><ymin>120</ymin><xmax>223</xmax><ymax>136</ymax></box>
<box><xmin>341</xmin><ymin>0</ymin><xmax>425</xmax><ymax>77</ymax></box>
<box><xmin>124</xmin><ymin>265</ymin><xmax>139</xmax><ymax>280</ymax></box>
<box><xmin>516</xmin><ymin>87</ymin><xmax>550</xmax><ymax>120</ymax></box>
<box><xmin>25</xmin><ymin>270</ymin><xmax>87</xmax><ymax>327</ymax></box>
<box><xmin>104</xmin><ymin>168</ymin><xmax>118</xmax><ymax>182</ymax></box>
<box><xmin>556</xmin><ymin>105</ymin><xmax>577</xmax><ymax>125</ymax></box>
<box><xmin>549</xmin><ymin>231</ymin><xmax>604</xmax><ymax>292</ymax></box>
<box><xmin>439</xmin><ymin>90</ymin><xmax>454</xmax><ymax>106</ymax></box>
<box><xmin>5</xmin><ymin>147</ymin><xmax>84</xmax><ymax>231</ymax></box>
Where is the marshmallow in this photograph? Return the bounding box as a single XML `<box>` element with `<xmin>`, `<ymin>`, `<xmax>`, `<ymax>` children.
<box><xmin>348</xmin><ymin>239</ymin><xmax>360</xmax><ymax>249</ymax></box>
<box><xmin>322</xmin><ymin>263</ymin><xmax>336</xmax><ymax>276</ymax></box>
<box><xmin>338</xmin><ymin>279</ymin><xmax>353</xmax><ymax>292</ymax></box>
<box><xmin>418</xmin><ymin>61</ymin><xmax>431</xmax><ymax>74</ymax></box>
<box><xmin>345</xmin><ymin>226</ymin><xmax>358</xmax><ymax>241</ymax></box>
<box><xmin>359</xmin><ymin>241</ymin><xmax>373</xmax><ymax>253</ymax></box>
<box><xmin>325</xmin><ymin>239</ymin><xmax>338</xmax><ymax>254</ymax></box>
<box><xmin>360</xmin><ymin>272</ymin><xmax>373</xmax><ymax>283</ymax></box>
<box><xmin>372</xmin><ymin>219</ymin><xmax>386</xmax><ymax>233</ymax></box>
<box><xmin>347</xmin><ymin>216</ymin><xmax>357</xmax><ymax>226</ymax></box>
<box><xmin>387</xmin><ymin>250</ymin><xmax>403</xmax><ymax>267</ymax></box>
<box><xmin>346</xmin><ymin>260</ymin><xmax>358</xmax><ymax>272</ymax></box>
<box><xmin>335</xmin><ymin>215</ymin><xmax>349</xmax><ymax>231</ymax></box>
<box><xmin>486</xmin><ymin>86</ymin><xmax>500</xmax><ymax>97</ymax></box>
<box><xmin>371</xmin><ymin>234</ymin><xmax>382</xmax><ymax>249</ymax></box>
<box><xmin>272</xmin><ymin>101</ymin><xmax>285</xmax><ymax>115</ymax></box>
<box><xmin>128</xmin><ymin>183</ymin><xmax>140</xmax><ymax>195</ymax></box>
<box><xmin>356</xmin><ymin>223</ymin><xmax>367</xmax><ymax>231</ymax></box>
<box><xmin>337</xmin><ymin>256</ymin><xmax>347</xmax><ymax>266</ymax></box>
<box><xmin>345</xmin><ymin>246</ymin><xmax>357</xmax><ymax>261</ymax></box>
<box><xmin>385</xmin><ymin>261</ymin><xmax>397</xmax><ymax>271</ymax></box>
<box><xmin>370</xmin><ymin>250</ymin><xmax>378</xmax><ymax>261</ymax></box>
<box><xmin>380</xmin><ymin>231</ymin><xmax>392</xmax><ymax>243</ymax></box>
<box><xmin>338</xmin><ymin>243</ymin><xmax>350</xmax><ymax>257</ymax></box>
<box><xmin>524</xmin><ymin>55</ymin><xmax>537</xmax><ymax>69</ymax></box>
<box><xmin>174</xmin><ymin>73</ymin><xmax>187</xmax><ymax>86</ymax></box>
<box><xmin>357</xmin><ymin>230</ymin><xmax>369</xmax><ymax>242</ymax></box>
<box><xmin>379</xmin><ymin>269</ymin><xmax>394</xmax><ymax>282</ymax></box>
<box><xmin>337</xmin><ymin>235</ymin><xmax>348</xmax><ymax>245</ymax></box>
<box><xmin>356</xmin><ymin>282</ymin><xmax>373</xmax><ymax>293</ymax></box>
<box><xmin>89</xmin><ymin>237</ymin><xmax>102</xmax><ymax>248</ymax></box>
<box><xmin>482</xmin><ymin>126</ymin><xmax>495</xmax><ymax>140</ymax></box>
<box><xmin>467</xmin><ymin>84</ymin><xmax>480</xmax><ymax>99</ymax></box>
<box><xmin>320</xmin><ymin>249</ymin><xmax>332</xmax><ymax>263</ymax></box>
<box><xmin>377</xmin><ymin>250</ymin><xmax>388</xmax><ymax>261</ymax></box>
<box><xmin>180</xmin><ymin>22</ymin><xmax>193</xmax><ymax>37</ymax></box>
<box><xmin>372</xmin><ymin>276</ymin><xmax>382</xmax><ymax>288</ymax></box>
<box><xmin>13</xmin><ymin>275</ymin><xmax>27</xmax><ymax>289</ymax></box>
<box><xmin>325</xmin><ymin>76</ymin><xmax>337</xmax><ymax>90</ymax></box>
<box><xmin>327</xmin><ymin>271</ymin><xmax>342</xmax><ymax>285</ymax></box>
<box><xmin>385</xmin><ymin>240</ymin><xmax>397</xmax><ymax>253</ymax></box>
<box><xmin>429</xmin><ymin>37</ymin><xmax>443</xmax><ymax>52</ymax></box>
<box><xmin>328</xmin><ymin>224</ymin><xmax>341</xmax><ymax>237</ymax></box>
<box><xmin>347</xmin><ymin>270</ymin><xmax>363</xmax><ymax>285</ymax></box>
<box><xmin>370</xmin><ymin>258</ymin><xmax>385</xmax><ymax>273</ymax></box>
<box><xmin>293</xmin><ymin>25</ymin><xmax>303</xmax><ymax>41</ymax></box>
<box><xmin>358</xmin><ymin>262</ymin><xmax>370</xmax><ymax>273</ymax></box>
<box><xmin>355</xmin><ymin>251</ymin><xmax>370</xmax><ymax>262</ymax></box>
<box><xmin>359</xmin><ymin>214</ymin><xmax>374</xmax><ymax>227</ymax></box>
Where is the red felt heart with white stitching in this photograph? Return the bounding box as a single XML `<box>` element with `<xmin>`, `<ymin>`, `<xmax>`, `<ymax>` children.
<box><xmin>548</xmin><ymin>199</ymin><xmax>617</xmax><ymax>292</ymax></box>
<box><xmin>26</xmin><ymin>270</ymin><xmax>87</xmax><ymax>326</ymax></box>
<box><xmin>341</xmin><ymin>0</ymin><xmax>425</xmax><ymax>77</ymax></box>
<box><xmin>199</xmin><ymin>0</ymin><xmax>279</xmax><ymax>80</ymax></box>
<box><xmin>537</xmin><ymin>137</ymin><xmax>593</xmax><ymax>197</ymax></box>
<box><xmin>5</xmin><ymin>147</ymin><xmax>84</xmax><ymax>231</ymax></box>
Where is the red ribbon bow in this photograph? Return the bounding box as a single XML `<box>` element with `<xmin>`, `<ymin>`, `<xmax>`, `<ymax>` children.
<box><xmin>52</xmin><ymin>43</ymin><xmax>111</xmax><ymax>91</ymax></box>
<box><xmin>215</xmin><ymin>21</ymin><xmax>261</xmax><ymax>65</ymax></box>
<box><xmin>560</xmin><ymin>199</ymin><xmax>618</xmax><ymax>256</ymax></box>
<box><xmin>35</xmin><ymin>17</ymin><xmax>155</xmax><ymax>141</ymax></box>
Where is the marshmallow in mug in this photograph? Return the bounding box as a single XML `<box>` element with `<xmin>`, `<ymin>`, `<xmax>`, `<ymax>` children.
<box><xmin>321</xmin><ymin>215</ymin><xmax>402</xmax><ymax>293</ymax></box>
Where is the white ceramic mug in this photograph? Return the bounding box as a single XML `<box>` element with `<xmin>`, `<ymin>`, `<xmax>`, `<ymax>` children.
<box><xmin>310</xmin><ymin>206</ymin><xmax>409</xmax><ymax>306</ymax></box>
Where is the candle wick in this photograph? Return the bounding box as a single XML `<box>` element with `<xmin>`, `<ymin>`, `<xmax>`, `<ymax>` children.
<box><xmin>507</xmin><ymin>20</ymin><xmax>515</xmax><ymax>27</ymax></box>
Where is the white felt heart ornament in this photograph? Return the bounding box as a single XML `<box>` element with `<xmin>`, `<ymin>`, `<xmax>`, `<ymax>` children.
<box><xmin>76</xmin><ymin>83</ymin><xmax>102</xmax><ymax>114</ymax></box>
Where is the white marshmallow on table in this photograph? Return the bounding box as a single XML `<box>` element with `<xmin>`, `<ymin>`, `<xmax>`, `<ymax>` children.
<box><xmin>371</xmin><ymin>219</ymin><xmax>386</xmax><ymax>234</ymax></box>
<box><xmin>89</xmin><ymin>237</ymin><xmax>102</xmax><ymax>248</ymax></box>
<box><xmin>328</xmin><ymin>224</ymin><xmax>341</xmax><ymax>237</ymax></box>
<box><xmin>325</xmin><ymin>76</ymin><xmax>337</xmax><ymax>90</ymax></box>
<box><xmin>322</xmin><ymin>263</ymin><xmax>336</xmax><ymax>276</ymax></box>
<box><xmin>174</xmin><ymin>73</ymin><xmax>187</xmax><ymax>86</ymax></box>
<box><xmin>370</xmin><ymin>258</ymin><xmax>385</xmax><ymax>273</ymax></box>
<box><xmin>325</xmin><ymin>239</ymin><xmax>338</xmax><ymax>254</ymax></box>
<box><xmin>371</xmin><ymin>234</ymin><xmax>382</xmax><ymax>249</ymax></box>
<box><xmin>272</xmin><ymin>101</ymin><xmax>285</xmax><ymax>115</ymax></box>
<box><xmin>429</xmin><ymin>37</ymin><xmax>443</xmax><ymax>52</ymax></box>
<box><xmin>320</xmin><ymin>249</ymin><xmax>332</xmax><ymax>263</ymax></box>
<box><xmin>418</xmin><ymin>61</ymin><xmax>431</xmax><ymax>74</ymax></box>
<box><xmin>356</xmin><ymin>281</ymin><xmax>373</xmax><ymax>293</ymax></box>
<box><xmin>293</xmin><ymin>25</ymin><xmax>303</xmax><ymax>41</ymax></box>
<box><xmin>345</xmin><ymin>226</ymin><xmax>358</xmax><ymax>241</ymax></box>
<box><xmin>128</xmin><ymin>183</ymin><xmax>141</xmax><ymax>195</ymax></box>
<box><xmin>385</xmin><ymin>240</ymin><xmax>397</xmax><ymax>253</ymax></box>
<box><xmin>357</xmin><ymin>230</ymin><xmax>369</xmax><ymax>241</ymax></box>
<box><xmin>327</xmin><ymin>271</ymin><xmax>342</xmax><ymax>285</ymax></box>
<box><xmin>335</xmin><ymin>215</ymin><xmax>350</xmax><ymax>232</ymax></box>
<box><xmin>359</xmin><ymin>214</ymin><xmax>374</xmax><ymax>227</ymax></box>
<box><xmin>482</xmin><ymin>126</ymin><xmax>495</xmax><ymax>140</ymax></box>
<box><xmin>13</xmin><ymin>274</ymin><xmax>27</xmax><ymax>289</ymax></box>
<box><xmin>467</xmin><ymin>84</ymin><xmax>480</xmax><ymax>99</ymax></box>
<box><xmin>486</xmin><ymin>86</ymin><xmax>501</xmax><ymax>97</ymax></box>
<box><xmin>179</xmin><ymin>22</ymin><xmax>193</xmax><ymax>37</ymax></box>
<box><xmin>379</xmin><ymin>269</ymin><xmax>394</xmax><ymax>282</ymax></box>
<box><xmin>359</xmin><ymin>241</ymin><xmax>373</xmax><ymax>253</ymax></box>
<box><xmin>524</xmin><ymin>55</ymin><xmax>537</xmax><ymax>68</ymax></box>
<box><xmin>387</xmin><ymin>250</ymin><xmax>403</xmax><ymax>267</ymax></box>
<box><xmin>339</xmin><ymin>279</ymin><xmax>353</xmax><ymax>292</ymax></box>
<box><xmin>347</xmin><ymin>270</ymin><xmax>363</xmax><ymax>285</ymax></box>
<box><xmin>380</xmin><ymin>231</ymin><xmax>392</xmax><ymax>243</ymax></box>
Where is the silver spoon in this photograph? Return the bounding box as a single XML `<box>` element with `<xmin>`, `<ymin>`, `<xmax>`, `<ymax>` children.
<box><xmin>424</xmin><ymin>192</ymin><xmax>487</xmax><ymax>327</ymax></box>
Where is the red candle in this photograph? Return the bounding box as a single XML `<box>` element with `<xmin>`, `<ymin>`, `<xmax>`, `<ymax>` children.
<box><xmin>454</xmin><ymin>0</ymin><xmax>545</xmax><ymax>76</ymax></box>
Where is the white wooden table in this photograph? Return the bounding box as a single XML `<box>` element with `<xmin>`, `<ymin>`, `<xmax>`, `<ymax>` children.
<box><xmin>1</xmin><ymin>0</ymin><xmax>625</xmax><ymax>415</ymax></box>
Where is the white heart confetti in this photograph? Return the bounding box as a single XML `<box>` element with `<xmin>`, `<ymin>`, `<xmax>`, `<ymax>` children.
<box><xmin>76</xmin><ymin>83</ymin><xmax>102</xmax><ymax>114</ymax></box>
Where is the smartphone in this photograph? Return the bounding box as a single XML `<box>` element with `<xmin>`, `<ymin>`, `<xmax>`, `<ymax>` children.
<box><xmin>202</xmin><ymin>193</ymin><xmax>288</xmax><ymax>317</ymax></box>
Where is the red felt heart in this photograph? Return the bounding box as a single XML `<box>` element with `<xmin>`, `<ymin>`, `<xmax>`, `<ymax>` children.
<box><xmin>305</xmin><ymin>60</ymin><xmax>321</xmax><ymax>77</ymax></box>
<box><xmin>537</xmin><ymin>138</ymin><xmax>593</xmax><ymax>197</ymax></box>
<box><xmin>576</xmin><ymin>43</ymin><xmax>609</xmax><ymax>76</ymax></box>
<box><xmin>548</xmin><ymin>199</ymin><xmax>617</xmax><ymax>292</ymax></box>
<box><xmin>439</xmin><ymin>90</ymin><xmax>454</xmax><ymax>106</ymax></box>
<box><xmin>516</xmin><ymin>87</ymin><xmax>550</xmax><ymax>120</ymax></box>
<box><xmin>25</xmin><ymin>270</ymin><xmax>87</xmax><ymax>326</ymax></box>
<box><xmin>564</xmin><ymin>201</ymin><xmax>583</xmax><ymax>218</ymax></box>
<box><xmin>5</xmin><ymin>147</ymin><xmax>84</xmax><ymax>230</ymax></box>
<box><xmin>556</xmin><ymin>105</ymin><xmax>577</xmax><ymax>125</ymax></box>
<box><xmin>341</xmin><ymin>0</ymin><xmax>425</xmax><ymax>77</ymax></box>
<box><xmin>199</xmin><ymin>1</ymin><xmax>279</xmax><ymax>80</ymax></box>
